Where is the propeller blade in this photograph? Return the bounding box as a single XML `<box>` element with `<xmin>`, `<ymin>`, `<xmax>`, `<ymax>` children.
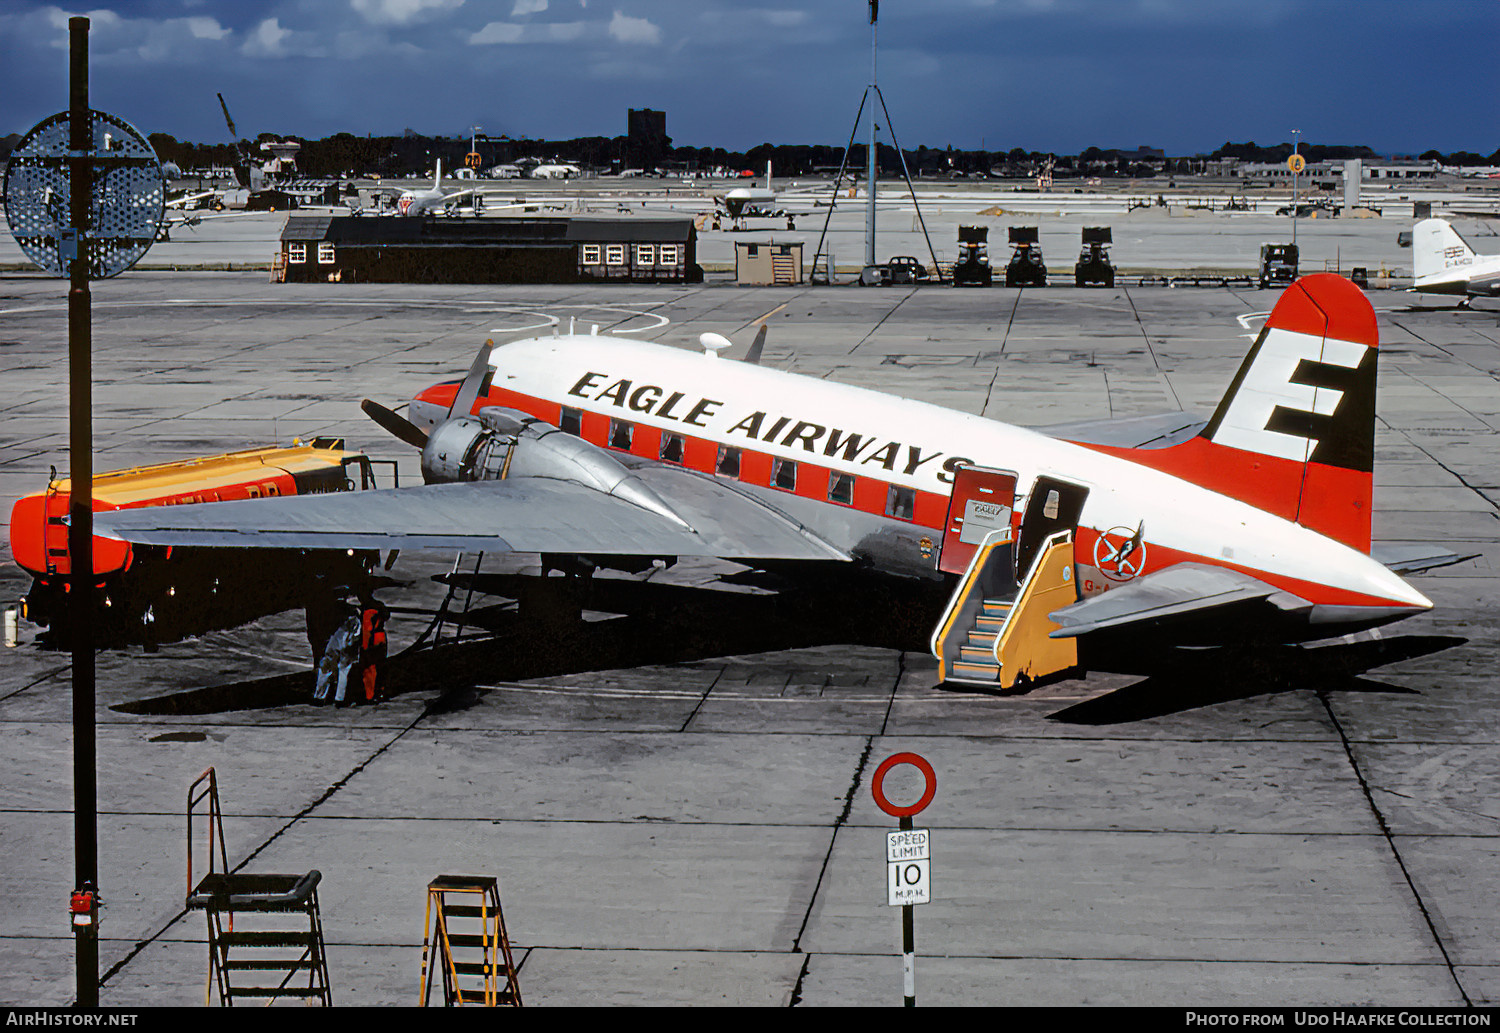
<box><xmin>447</xmin><ymin>340</ymin><xmax>494</xmax><ymax>419</ymax></box>
<box><xmin>745</xmin><ymin>324</ymin><xmax>768</xmax><ymax>365</ymax></box>
<box><xmin>361</xmin><ymin>398</ymin><xmax>428</xmax><ymax>449</ymax></box>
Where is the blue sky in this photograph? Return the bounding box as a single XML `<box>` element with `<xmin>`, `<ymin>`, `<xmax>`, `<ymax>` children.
<box><xmin>1</xmin><ymin>1</ymin><xmax>1496</xmax><ymax>155</ymax></box>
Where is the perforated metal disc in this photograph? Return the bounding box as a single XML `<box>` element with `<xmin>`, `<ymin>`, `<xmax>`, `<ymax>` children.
<box><xmin>3</xmin><ymin>109</ymin><xmax>164</xmax><ymax>278</ymax></box>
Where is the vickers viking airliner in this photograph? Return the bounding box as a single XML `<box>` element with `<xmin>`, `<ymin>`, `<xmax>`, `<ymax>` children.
<box><xmin>96</xmin><ymin>275</ymin><xmax>1462</xmax><ymax>688</ymax></box>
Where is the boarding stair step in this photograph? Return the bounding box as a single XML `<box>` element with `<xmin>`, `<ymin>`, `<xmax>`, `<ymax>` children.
<box><xmin>950</xmin><ymin>660</ymin><xmax>1000</xmax><ymax>682</ymax></box>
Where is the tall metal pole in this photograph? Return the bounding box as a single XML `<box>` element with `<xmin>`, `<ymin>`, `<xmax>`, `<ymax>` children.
<box><xmin>66</xmin><ymin>15</ymin><xmax>99</xmax><ymax>1009</ymax></box>
<box><xmin>1291</xmin><ymin>128</ymin><xmax>1301</xmax><ymax>249</ymax></box>
<box><xmin>865</xmin><ymin>3</ymin><xmax>878</xmax><ymax>268</ymax></box>
<box><xmin>899</xmin><ymin>813</ymin><xmax>916</xmax><ymax>1007</ymax></box>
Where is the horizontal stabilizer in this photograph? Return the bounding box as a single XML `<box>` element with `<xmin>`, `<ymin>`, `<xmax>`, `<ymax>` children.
<box><xmin>95</xmin><ymin>469</ymin><xmax>851</xmax><ymax>563</ymax></box>
<box><xmin>1040</xmin><ymin>410</ymin><xmax>1207</xmax><ymax>449</ymax></box>
<box><xmin>1048</xmin><ymin>563</ymin><xmax>1305</xmax><ymax>638</ymax></box>
<box><xmin>1370</xmin><ymin>543</ymin><xmax>1478</xmax><ymax>576</ymax></box>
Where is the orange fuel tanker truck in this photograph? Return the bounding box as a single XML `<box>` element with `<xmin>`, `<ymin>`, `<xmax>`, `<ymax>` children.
<box><xmin>11</xmin><ymin>439</ymin><xmax>382</xmax><ymax>648</ymax></box>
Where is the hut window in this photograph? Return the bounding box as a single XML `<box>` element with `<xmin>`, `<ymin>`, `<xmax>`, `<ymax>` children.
<box><xmin>606</xmin><ymin>244</ymin><xmax>626</xmax><ymax>266</ymax></box>
<box><xmin>317</xmin><ymin>242</ymin><xmax>335</xmax><ymax>264</ymax></box>
<box><xmin>635</xmin><ymin>244</ymin><xmax>656</xmax><ymax>265</ymax></box>
<box><xmin>582</xmin><ymin>244</ymin><xmax>601</xmax><ymax>264</ymax></box>
<box><xmin>288</xmin><ymin>242</ymin><xmax>306</xmax><ymax>263</ymax></box>
<box><xmin>659</xmin><ymin>244</ymin><xmax>680</xmax><ymax>265</ymax></box>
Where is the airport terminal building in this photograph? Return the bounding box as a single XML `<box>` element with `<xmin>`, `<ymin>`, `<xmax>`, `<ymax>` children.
<box><xmin>275</xmin><ymin>214</ymin><xmax>700</xmax><ymax>284</ymax></box>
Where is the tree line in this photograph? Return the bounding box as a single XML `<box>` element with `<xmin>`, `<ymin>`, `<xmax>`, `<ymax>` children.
<box><xmin>3</xmin><ymin>130</ymin><xmax>1496</xmax><ymax>177</ymax></box>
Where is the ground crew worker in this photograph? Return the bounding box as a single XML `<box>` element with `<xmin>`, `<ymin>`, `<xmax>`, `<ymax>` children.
<box><xmin>358</xmin><ymin>594</ymin><xmax>389</xmax><ymax>704</ymax></box>
<box><xmin>312</xmin><ymin>604</ymin><xmax>360</xmax><ymax>706</ymax></box>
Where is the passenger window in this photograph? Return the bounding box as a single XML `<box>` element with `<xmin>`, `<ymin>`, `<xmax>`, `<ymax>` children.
<box><xmin>772</xmin><ymin>458</ymin><xmax>797</xmax><ymax>490</ymax></box>
<box><xmin>560</xmin><ymin>406</ymin><xmax>582</xmax><ymax>435</ymax></box>
<box><xmin>1043</xmin><ymin>490</ymin><xmax>1059</xmax><ymax>519</ymax></box>
<box><xmin>660</xmin><ymin>433</ymin><xmax>684</xmax><ymax>463</ymax></box>
<box><xmin>716</xmin><ymin>445</ymin><xmax>741</xmax><ymax>478</ymax></box>
<box><xmin>828</xmin><ymin>472</ymin><xmax>855</xmax><ymax>505</ymax></box>
<box><xmin>886</xmin><ymin>485</ymin><xmax>916</xmax><ymax>520</ymax></box>
<box><xmin>608</xmin><ymin>419</ymin><xmax>633</xmax><ymax>450</ymax></box>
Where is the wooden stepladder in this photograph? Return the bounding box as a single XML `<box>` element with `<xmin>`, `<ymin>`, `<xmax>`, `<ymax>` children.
<box><xmin>420</xmin><ymin>875</ymin><xmax>522</xmax><ymax>1007</ymax></box>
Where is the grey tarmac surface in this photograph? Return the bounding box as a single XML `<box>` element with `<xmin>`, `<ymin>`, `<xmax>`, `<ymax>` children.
<box><xmin>0</xmin><ymin>266</ymin><xmax>1496</xmax><ymax>1008</ymax></box>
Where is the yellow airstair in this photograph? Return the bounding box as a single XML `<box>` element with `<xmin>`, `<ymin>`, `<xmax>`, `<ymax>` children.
<box><xmin>933</xmin><ymin>529</ymin><xmax>1079</xmax><ymax>690</ymax></box>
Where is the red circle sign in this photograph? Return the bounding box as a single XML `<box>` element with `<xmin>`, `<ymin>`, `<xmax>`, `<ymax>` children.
<box><xmin>871</xmin><ymin>752</ymin><xmax>937</xmax><ymax>817</ymax></box>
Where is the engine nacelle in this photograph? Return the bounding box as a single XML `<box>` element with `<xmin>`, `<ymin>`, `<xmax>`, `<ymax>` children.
<box><xmin>420</xmin><ymin>415</ymin><xmax>513</xmax><ymax>484</ymax></box>
<box><xmin>458</xmin><ymin>406</ymin><xmax>694</xmax><ymax>531</ymax></box>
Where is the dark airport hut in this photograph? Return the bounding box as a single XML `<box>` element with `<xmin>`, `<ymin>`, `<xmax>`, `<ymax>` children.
<box><xmin>275</xmin><ymin>214</ymin><xmax>701</xmax><ymax>284</ymax></box>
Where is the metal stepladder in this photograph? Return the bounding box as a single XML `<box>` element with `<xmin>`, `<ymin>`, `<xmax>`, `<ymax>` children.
<box><xmin>421</xmin><ymin>875</ymin><xmax>523</xmax><ymax>1006</ymax></box>
<box><xmin>186</xmin><ymin>768</ymin><xmax>333</xmax><ymax>1006</ymax></box>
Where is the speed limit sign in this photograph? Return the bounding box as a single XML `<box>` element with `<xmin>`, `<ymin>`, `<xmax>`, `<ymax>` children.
<box><xmin>872</xmin><ymin>753</ymin><xmax>937</xmax><ymax>1006</ymax></box>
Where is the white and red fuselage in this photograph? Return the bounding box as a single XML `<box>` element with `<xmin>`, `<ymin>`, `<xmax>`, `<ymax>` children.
<box><xmin>409</xmin><ymin>281</ymin><xmax>1430</xmax><ymax>638</ymax></box>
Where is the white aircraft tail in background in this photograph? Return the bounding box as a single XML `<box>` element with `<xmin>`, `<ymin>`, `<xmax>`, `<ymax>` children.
<box><xmin>1412</xmin><ymin>217</ymin><xmax>1500</xmax><ymax>299</ymax></box>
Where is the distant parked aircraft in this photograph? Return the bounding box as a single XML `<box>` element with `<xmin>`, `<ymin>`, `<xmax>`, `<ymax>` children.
<box><xmin>1411</xmin><ymin>218</ymin><xmax>1500</xmax><ymax>301</ymax></box>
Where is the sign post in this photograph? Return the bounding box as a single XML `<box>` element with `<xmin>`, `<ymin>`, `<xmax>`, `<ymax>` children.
<box><xmin>5</xmin><ymin>19</ymin><xmax>162</xmax><ymax>1006</ymax></box>
<box><xmin>871</xmin><ymin>752</ymin><xmax>937</xmax><ymax>1007</ymax></box>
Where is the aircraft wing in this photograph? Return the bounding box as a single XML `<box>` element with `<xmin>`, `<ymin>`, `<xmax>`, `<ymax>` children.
<box><xmin>1046</xmin><ymin>563</ymin><xmax>1307</xmax><ymax>638</ymax></box>
<box><xmin>1036</xmin><ymin>411</ymin><xmax>1207</xmax><ymax>449</ymax></box>
<box><xmin>94</xmin><ymin>468</ymin><xmax>851</xmax><ymax>562</ymax></box>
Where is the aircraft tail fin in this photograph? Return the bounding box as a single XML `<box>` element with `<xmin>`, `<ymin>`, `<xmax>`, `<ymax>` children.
<box><xmin>1413</xmin><ymin>217</ymin><xmax>1475</xmax><ymax>282</ymax></box>
<box><xmin>1118</xmin><ymin>275</ymin><xmax>1377</xmax><ymax>552</ymax></box>
<box><xmin>1196</xmin><ymin>273</ymin><xmax>1377</xmax><ymax>551</ymax></box>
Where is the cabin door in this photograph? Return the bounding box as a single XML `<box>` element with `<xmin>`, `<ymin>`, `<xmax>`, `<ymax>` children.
<box><xmin>938</xmin><ymin>466</ymin><xmax>1018</xmax><ymax>575</ymax></box>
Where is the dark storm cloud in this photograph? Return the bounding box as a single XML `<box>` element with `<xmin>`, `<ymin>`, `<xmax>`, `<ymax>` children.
<box><xmin>0</xmin><ymin>1</ymin><xmax>1494</xmax><ymax>154</ymax></box>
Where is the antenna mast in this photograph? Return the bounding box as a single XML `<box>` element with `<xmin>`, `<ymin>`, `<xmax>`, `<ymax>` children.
<box><xmin>866</xmin><ymin>0</ymin><xmax>878</xmax><ymax>268</ymax></box>
<box><xmin>811</xmin><ymin>1</ymin><xmax>943</xmax><ymax>285</ymax></box>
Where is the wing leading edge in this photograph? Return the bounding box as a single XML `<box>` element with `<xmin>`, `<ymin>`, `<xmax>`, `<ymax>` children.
<box><xmin>94</xmin><ymin>469</ymin><xmax>851</xmax><ymax>563</ymax></box>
